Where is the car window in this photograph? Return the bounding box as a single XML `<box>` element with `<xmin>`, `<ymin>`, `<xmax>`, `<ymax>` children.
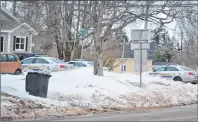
<box><xmin>0</xmin><ymin>55</ymin><xmax>7</xmax><ymax>62</ymax></box>
<box><xmin>68</xmin><ymin>62</ymin><xmax>74</xmax><ymax>64</ymax></box>
<box><xmin>22</xmin><ymin>58</ymin><xmax>35</xmax><ymax>64</ymax></box>
<box><xmin>42</xmin><ymin>59</ymin><xmax>49</xmax><ymax>64</ymax></box>
<box><xmin>50</xmin><ymin>58</ymin><xmax>65</xmax><ymax>63</ymax></box>
<box><xmin>165</xmin><ymin>67</ymin><xmax>179</xmax><ymax>71</ymax></box>
<box><xmin>7</xmin><ymin>54</ymin><xmax>18</xmax><ymax>62</ymax></box>
<box><xmin>155</xmin><ymin>67</ymin><xmax>166</xmax><ymax>72</ymax></box>
<box><xmin>180</xmin><ymin>66</ymin><xmax>194</xmax><ymax>71</ymax></box>
<box><xmin>34</xmin><ymin>58</ymin><xmax>49</xmax><ymax>64</ymax></box>
<box><xmin>74</xmin><ymin>62</ymin><xmax>86</xmax><ymax>67</ymax></box>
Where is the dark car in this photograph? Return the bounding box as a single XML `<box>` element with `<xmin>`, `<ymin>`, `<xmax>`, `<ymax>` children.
<box><xmin>14</xmin><ymin>53</ymin><xmax>48</xmax><ymax>61</ymax></box>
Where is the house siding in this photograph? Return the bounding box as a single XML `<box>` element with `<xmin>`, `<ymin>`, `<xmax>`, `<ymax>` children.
<box><xmin>113</xmin><ymin>58</ymin><xmax>153</xmax><ymax>74</ymax></box>
<box><xmin>10</xmin><ymin>25</ymin><xmax>32</xmax><ymax>53</ymax></box>
<box><xmin>1</xmin><ymin>32</ymin><xmax>8</xmax><ymax>53</ymax></box>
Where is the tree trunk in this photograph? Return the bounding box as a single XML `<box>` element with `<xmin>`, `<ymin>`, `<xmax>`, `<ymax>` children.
<box><xmin>70</xmin><ymin>47</ymin><xmax>76</xmax><ymax>61</ymax></box>
<box><xmin>55</xmin><ymin>37</ymin><xmax>62</xmax><ymax>59</ymax></box>
<box><xmin>13</xmin><ymin>0</ymin><xmax>17</xmax><ymax>16</ymax></box>
<box><xmin>64</xmin><ymin>50</ymin><xmax>71</xmax><ymax>62</ymax></box>
<box><xmin>94</xmin><ymin>53</ymin><xmax>104</xmax><ymax>76</ymax></box>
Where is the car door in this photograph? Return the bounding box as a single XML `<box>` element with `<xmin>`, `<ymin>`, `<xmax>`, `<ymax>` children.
<box><xmin>21</xmin><ymin>57</ymin><xmax>35</xmax><ymax>71</ymax></box>
<box><xmin>0</xmin><ymin>54</ymin><xmax>8</xmax><ymax>73</ymax></box>
<box><xmin>33</xmin><ymin>58</ymin><xmax>50</xmax><ymax>71</ymax></box>
<box><xmin>164</xmin><ymin>66</ymin><xmax>180</xmax><ymax>79</ymax></box>
<box><xmin>153</xmin><ymin>66</ymin><xmax>167</xmax><ymax>77</ymax></box>
<box><xmin>6</xmin><ymin>54</ymin><xmax>19</xmax><ymax>73</ymax></box>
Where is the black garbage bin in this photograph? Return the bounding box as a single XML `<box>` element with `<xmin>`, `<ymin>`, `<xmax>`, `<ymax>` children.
<box><xmin>26</xmin><ymin>72</ymin><xmax>51</xmax><ymax>98</ymax></box>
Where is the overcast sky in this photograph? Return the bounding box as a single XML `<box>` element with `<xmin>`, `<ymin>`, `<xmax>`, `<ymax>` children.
<box><xmin>1</xmin><ymin>1</ymin><xmax>178</xmax><ymax>41</ymax></box>
<box><xmin>124</xmin><ymin>18</ymin><xmax>178</xmax><ymax>42</ymax></box>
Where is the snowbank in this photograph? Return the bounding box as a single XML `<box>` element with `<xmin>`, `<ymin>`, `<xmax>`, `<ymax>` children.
<box><xmin>1</xmin><ymin>67</ymin><xmax>198</xmax><ymax>120</ymax></box>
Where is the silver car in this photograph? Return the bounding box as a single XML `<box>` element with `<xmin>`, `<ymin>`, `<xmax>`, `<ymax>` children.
<box><xmin>152</xmin><ymin>65</ymin><xmax>198</xmax><ymax>84</ymax></box>
<box><xmin>21</xmin><ymin>57</ymin><xmax>71</xmax><ymax>72</ymax></box>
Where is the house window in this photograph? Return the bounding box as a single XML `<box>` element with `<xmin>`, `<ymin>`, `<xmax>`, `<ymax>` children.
<box><xmin>15</xmin><ymin>36</ymin><xmax>25</xmax><ymax>51</ymax></box>
<box><xmin>1</xmin><ymin>36</ymin><xmax>4</xmax><ymax>52</ymax></box>
<box><xmin>121</xmin><ymin>65</ymin><xmax>127</xmax><ymax>72</ymax></box>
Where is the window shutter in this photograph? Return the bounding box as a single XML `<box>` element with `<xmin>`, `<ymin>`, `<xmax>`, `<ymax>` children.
<box><xmin>1</xmin><ymin>36</ymin><xmax>3</xmax><ymax>52</ymax></box>
<box><xmin>13</xmin><ymin>36</ymin><xmax>16</xmax><ymax>51</ymax></box>
<box><xmin>25</xmin><ymin>37</ymin><xmax>28</xmax><ymax>51</ymax></box>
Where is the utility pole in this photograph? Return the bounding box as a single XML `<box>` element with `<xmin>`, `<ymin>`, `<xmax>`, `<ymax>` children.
<box><xmin>80</xmin><ymin>36</ymin><xmax>84</xmax><ymax>67</ymax></box>
<box><xmin>181</xmin><ymin>31</ymin><xmax>183</xmax><ymax>56</ymax></box>
<box><xmin>122</xmin><ymin>38</ymin><xmax>125</xmax><ymax>58</ymax></box>
<box><xmin>196</xmin><ymin>0</ymin><xmax>198</xmax><ymax>77</ymax></box>
<box><xmin>79</xmin><ymin>29</ymin><xmax>88</xmax><ymax>67</ymax></box>
<box><xmin>139</xmin><ymin>30</ymin><xmax>143</xmax><ymax>87</ymax></box>
<box><xmin>197</xmin><ymin>0</ymin><xmax>198</xmax><ymax>68</ymax></box>
<box><xmin>139</xmin><ymin>1</ymin><xmax>149</xmax><ymax>87</ymax></box>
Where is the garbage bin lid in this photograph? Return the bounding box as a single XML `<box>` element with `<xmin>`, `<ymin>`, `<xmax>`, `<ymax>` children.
<box><xmin>27</xmin><ymin>72</ymin><xmax>52</xmax><ymax>77</ymax></box>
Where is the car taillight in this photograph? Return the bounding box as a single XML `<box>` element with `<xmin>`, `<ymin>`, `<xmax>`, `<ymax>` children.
<box><xmin>188</xmin><ymin>72</ymin><xmax>195</xmax><ymax>75</ymax></box>
<box><xmin>60</xmin><ymin>65</ymin><xmax>65</xmax><ymax>68</ymax></box>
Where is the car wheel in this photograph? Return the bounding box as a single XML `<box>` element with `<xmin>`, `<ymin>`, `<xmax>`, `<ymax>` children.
<box><xmin>173</xmin><ymin>76</ymin><xmax>182</xmax><ymax>81</ymax></box>
<box><xmin>15</xmin><ymin>69</ymin><xmax>21</xmax><ymax>75</ymax></box>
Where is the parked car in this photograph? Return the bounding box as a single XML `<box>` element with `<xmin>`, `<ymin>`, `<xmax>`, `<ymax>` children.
<box><xmin>75</xmin><ymin>59</ymin><xmax>86</xmax><ymax>61</ymax></box>
<box><xmin>14</xmin><ymin>53</ymin><xmax>48</xmax><ymax>61</ymax></box>
<box><xmin>21</xmin><ymin>57</ymin><xmax>71</xmax><ymax>72</ymax></box>
<box><xmin>0</xmin><ymin>54</ymin><xmax>22</xmax><ymax>75</ymax></box>
<box><xmin>151</xmin><ymin>65</ymin><xmax>198</xmax><ymax>83</ymax></box>
<box><xmin>66</xmin><ymin>60</ymin><xmax>94</xmax><ymax>67</ymax></box>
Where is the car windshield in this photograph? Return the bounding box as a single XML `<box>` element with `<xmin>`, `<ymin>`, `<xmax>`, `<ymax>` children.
<box><xmin>50</xmin><ymin>58</ymin><xmax>65</xmax><ymax>63</ymax></box>
<box><xmin>180</xmin><ymin>66</ymin><xmax>194</xmax><ymax>71</ymax></box>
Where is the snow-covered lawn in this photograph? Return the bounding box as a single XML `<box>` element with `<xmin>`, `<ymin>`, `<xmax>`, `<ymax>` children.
<box><xmin>1</xmin><ymin>68</ymin><xmax>198</xmax><ymax>120</ymax></box>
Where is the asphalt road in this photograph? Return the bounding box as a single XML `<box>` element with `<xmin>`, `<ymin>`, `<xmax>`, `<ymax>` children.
<box><xmin>54</xmin><ymin>104</ymin><xmax>198</xmax><ymax>121</ymax></box>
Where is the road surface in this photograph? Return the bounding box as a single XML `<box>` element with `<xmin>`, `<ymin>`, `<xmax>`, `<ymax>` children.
<box><xmin>20</xmin><ymin>104</ymin><xmax>198</xmax><ymax>121</ymax></box>
<box><xmin>55</xmin><ymin>104</ymin><xmax>198</xmax><ymax>121</ymax></box>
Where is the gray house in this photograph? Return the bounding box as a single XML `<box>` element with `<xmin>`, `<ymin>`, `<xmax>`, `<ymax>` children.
<box><xmin>0</xmin><ymin>7</ymin><xmax>37</xmax><ymax>54</ymax></box>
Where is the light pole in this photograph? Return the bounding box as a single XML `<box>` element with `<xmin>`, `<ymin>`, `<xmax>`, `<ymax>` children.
<box><xmin>139</xmin><ymin>31</ymin><xmax>143</xmax><ymax>87</ymax></box>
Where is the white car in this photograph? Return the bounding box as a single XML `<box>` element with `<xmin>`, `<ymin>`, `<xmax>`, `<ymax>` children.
<box><xmin>66</xmin><ymin>60</ymin><xmax>94</xmax><ymax>67</ymax></box>
<box><xmin>151</xmin><ymin>65</ymin><xmax>198</xmax><ymax>83</ymax></box>
<box><xmin>21</xmin><ymin>57</ymin><xmax>71</xmax><ymax>72</ymax></box>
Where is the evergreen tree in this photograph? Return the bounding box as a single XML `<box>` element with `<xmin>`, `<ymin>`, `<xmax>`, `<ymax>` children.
<box><xmin>152</xmin><ymin>25</ymin><xmax>175</xmax><ymax>62</ymax></box>
<box><xmin>115</xmin><ymin>29</ymin><xmax>129</xmax><ymax>43</ymax></box>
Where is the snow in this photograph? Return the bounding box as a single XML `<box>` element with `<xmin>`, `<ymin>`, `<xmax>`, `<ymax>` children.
<box><xmin>1</xmin><ymin>67</ymin><xmax>198</xmax><ymax>109</ymax></box>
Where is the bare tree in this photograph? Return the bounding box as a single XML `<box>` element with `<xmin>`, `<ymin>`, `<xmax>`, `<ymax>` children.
<box><xmin>86</xmin><ymin>1</ymin><xmax>183</xmax><ymax>76</ymax></box>
<box><xmin>174</xmin><ymin>2</ymin><xmax>198</xmax><ymax>68</ymax></box>
<box><xmin>11</xmin><ymin>0</ymin><xmax>186</xmax><ymax>75</ymax></box>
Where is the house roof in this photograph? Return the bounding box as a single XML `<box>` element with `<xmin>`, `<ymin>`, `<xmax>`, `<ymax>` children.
<box><xmin>12</xmin><ymin>23</ymin><xmax>38</xmax><ymax>35</ymax></box>
<box><xmin>124</xmin><ymin>42</ymin><xmax>155</xmax><ymax>60</ymax></box>
<box><xmin>0</xmin><ymin>7</ymin><xmax>37</xmax><ymax>35</ymax></box>
<box><xmin>0</xmin><ymin>7</ymin><xmax>20</xmax><ymax>22</ymax></box>
<box><xmin>0</xmin><ymin>20</ymin><xmax>20</xmax><ymax>30</ymax></box>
